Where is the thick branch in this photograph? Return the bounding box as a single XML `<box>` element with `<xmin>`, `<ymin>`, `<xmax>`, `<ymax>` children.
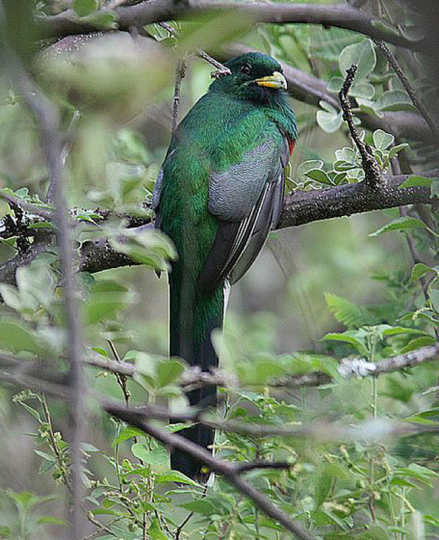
<box><xmin>278</xmin><ymin>171</ymin><xmax>437</xmax><ymax>229</ymax></box>
<box><xmin>0</xmin><ymin>170</ymin><xmax>437</xmax><ymax>283</ymax></box>
<box><xmin>35</xmin><ymin>2</ymin><xmax>425</xmax><ymax>51</ymax></box>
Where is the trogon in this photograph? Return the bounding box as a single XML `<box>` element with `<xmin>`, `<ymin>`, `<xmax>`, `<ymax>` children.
<box><xmin>153</xmin><ymin>52</ymin><xmax>297</xmax><ymax>479</ymax></box>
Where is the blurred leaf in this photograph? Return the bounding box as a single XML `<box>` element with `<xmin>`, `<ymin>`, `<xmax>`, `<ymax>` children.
<box><xmin>155</xmin><ymin>471</ymin><xmax>199</xmax><ymax>486</ymax></box>
<box><xmin>325</xmin><ymin>293</ymin><xmax>375</xmax><ymax>328</ymax></box>
<box><xmin>374</xmin><ymin>90</ymin><xmax>416</xmax><ymax>112</ymax></box>
<box><xmin>0</xmin><ymin>319</ymin><xmax>43</xmax><ymax>354</ymax></box>
<box><xmin>73</xmin><ymin>0</ymin><xmax>98</xmax><ymax>17</ymax></box>
<box><xmin>131</xmin><ymin>444</ymin><xmax>168</xmax><ymax>469</ymax></box>
<box><xmin>323</xmin><ymin>331</ymin><xmax>367</xmax><ymax>355</ymax></box>
<box><xmin>401</xmin><ymin>175</ymin><xmax>433</xmax><ymax>188</ymax></box>
<box><xmin>156</xmin><ymin>359</ymin><xmax>185</xmax><ymax>388</ymax></box>
<box><xmin>317</xmin><ymin>109</ymin><xmax>342</xmax><ymax>133</ymax></box>
<box><xmin>369</xmin><ymin>217</ymin><xmax>427</xmax><ymax>237</ymax></box>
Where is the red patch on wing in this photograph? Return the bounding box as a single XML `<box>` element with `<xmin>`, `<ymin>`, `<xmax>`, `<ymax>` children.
<box><xmin>288</xmin><ymin>137</ymin><xmax>296</xmax><ymax>156</ymax></box>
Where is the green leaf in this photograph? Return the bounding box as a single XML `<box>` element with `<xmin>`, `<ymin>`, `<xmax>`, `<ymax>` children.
<box><xmin>112</xmin><ymin>426</ymin><xmax>145</xmax><ymax>446</ymax></box>
<box><xmin>86</xmin><ymin>11</ymin><xmax>118</xmax><ymax>30</ymax></box>
<box><xmin>325</xmin><ymin>292</ymin><xmax>374</xmax><ymax>328</ymax></box>
<box><xmin>372</xmin><ymin>129</ymin><xmax>394</xmax><ymax>151</ymax></box>
<box><xmin>400</xmin><ymin>175</ymin><xmax>434</xmax><ymax>188</ymax></box>
<box><xmin>0</xmin><ymin>319</ymin><xmax>43</xmax><ymax>354</ymax></box>
<box><xmin>350</xmin><ymin>82</ymin><xmax>375</xmax><ymax>100</ymax></box>
<box><xmin>388</xmin><ymin>143</ymin><xmax>409</xmax><ymax>159</ymax></box>
<box><xmin>369</xmin><ymin>217</ymin><xmax>427</xmax><ymax>237</ymax></box>
<box><xmin>108</xmin><ymin>228</ymin><xmax>176</xmax><ymax>272</ymax></box>
<box><xmin>297</xmin><ymin>159</ymin><xmax>324</xmax><ymax>176</ymax></box>
<box><xmin>374</xmin><ymin>90</ymin><xmax>415</xmax><ymax>112</ymax></box>
<box><xmin>430</xmin><ymin>289</ymin><xmax>439</xmax><ymax>312</ymax></box>
<box><xmin>381</xmin><ymin>326</ymin><xmax>429</xmax><ymax>337</ymax></box>
<box><xmin>156</xmin><ymin>359</ymin><xmax>185</xmax><ymax>388</ymax></box>
<box><xmin>155</xmin><ymin>470</ymin><xmax>199</xmax><ymax>486</ymax></box>
<box><xmin>180</xmin><ymin>499</ymin><xmax>218</xmax><ymax>515</ymax></box>
<box><xmin>83</xmin><ymin>280</ymin><xmax>135</xmax><ymax>325</ymax></box>
<box><xmin>37</xmin><ymin>516</ymin><xmax>67</xmax><ymax>526</ymax></box>
<box><xmin>149</xmin><ymin>517</ymin><xmax>168</xmax><ymax>540</ymax></box>
<box><xmin>370</xmin><ymin>18</ymin><xmax>400</xmax><ymax>37</ymax></box>
<box><xmin>339</xmin><ymin>39</ymin><xmax>376</xmax><ymax>81</ymax></box>
<box><xmin>410</xmin><ymin>263</ymin><xmax>436</xmax><ymax>281</ymax></box>
<box><xmin>73</xmin><ymin>0</ymin><xmax>98</xmax><ymax>17</ymax></box>
<box><xmin>399</xmin><ymin>335</ymin><xmax>436</xmax><ymax>354</ymax></box>
<box><xmin>323</xmin><ymin>331</ymin><xmax>367</xmax><ymax>355</ymax></box>
<box><xmin>327</xmin><ymin>76</ymin><xmax>344</xmax><ymax>93</ymax></box>
<box><xmin>131</xmin><ymin>444</ymin><xmax>168</xmax><ymax>469</ymax></box>
<box><xmin>314</xmin><ymin>473</ymin><xmax>331</xmax><ymax>508</ymax></box>
<box><xmin>305</xmin><ymin>168</ymin><xmax>334</xmax><ymax>185</ymax></box>
<box><xmin>316</xmin><ymin>110</ymin><xmax>342</xmax><ymax>133</ymax></box>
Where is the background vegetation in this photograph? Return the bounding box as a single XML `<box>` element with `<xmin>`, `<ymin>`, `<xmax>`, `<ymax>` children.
<box><xmin>0</xmin><ymin>0</ymin><xmax>438</xmax><ymax>539</ymax></box>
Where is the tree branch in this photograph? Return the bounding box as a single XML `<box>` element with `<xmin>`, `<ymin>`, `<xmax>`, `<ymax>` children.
<box><xmin>35</xmin><ymin>2</ymin><xmax>426</xmax><ymax>51</ymax></box>
<box><xmin>373</xmin><ymin>39</ymin><xmax>439</xmax><ymax>143</ymax></box>
<box><xmin>1</xmin><ymin>170</ymin><xmax>437</xmax><ymax>284</ymax></box>
<box><xmin>339</xmin><ymin>63</ymin><xmax>383</xmax><ymax>187</ymax></box>
<box><xmin>2</xmin><ymin>343</ymin><xmax>437</xmax><ymax>397</ymax></box>
<box><xmin>278</xmin><ymin>170</ymin><xmax>437</xmax><ymax>229</ymax></box>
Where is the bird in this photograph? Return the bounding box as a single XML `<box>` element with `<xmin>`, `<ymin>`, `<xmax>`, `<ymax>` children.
<box><xmin>153</xmin><ymin>52</ymin><xmax>297</xmax><ymax>480</ymax></box>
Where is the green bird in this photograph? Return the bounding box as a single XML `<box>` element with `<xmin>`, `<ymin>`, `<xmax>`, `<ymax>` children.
<box><xmin>153</xmin><ymin>52</ymin><xmax>297</xmax><ymax>479</ymax></box>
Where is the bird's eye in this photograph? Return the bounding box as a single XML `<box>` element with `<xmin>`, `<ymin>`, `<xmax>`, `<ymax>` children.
<box><xmin>240</xmin><ymin>64</ymin><xmax>251</xmax><ymax>74</ymax></box>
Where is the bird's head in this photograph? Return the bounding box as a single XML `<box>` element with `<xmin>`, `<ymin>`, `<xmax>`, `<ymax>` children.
<box><xmin>210</xmin><ymin>52</ymin><xmax>288</xmax><ymax>103</ymax></box>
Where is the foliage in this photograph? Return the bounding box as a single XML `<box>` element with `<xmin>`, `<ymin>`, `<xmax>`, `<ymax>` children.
<box><xmin>0</xmin><ymin>1</ymin><xmax>438</xmax><ymax>539</ymax></box>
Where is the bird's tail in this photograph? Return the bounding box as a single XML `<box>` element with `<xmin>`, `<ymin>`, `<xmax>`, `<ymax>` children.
<box><xmin>169</xmin><ymin>275</ymin><xmax>224</xmax><ymax>480</ymax></box>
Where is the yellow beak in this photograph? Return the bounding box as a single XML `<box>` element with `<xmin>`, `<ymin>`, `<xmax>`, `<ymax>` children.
<box><xmin>255</xmin><ymin>71</ymin><xmax>287</xmax><ymax>90</ymax></box>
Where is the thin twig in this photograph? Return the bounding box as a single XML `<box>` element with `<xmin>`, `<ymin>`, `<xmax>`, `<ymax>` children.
<box><xmin>107</xmin><ymin>340</ymin><xmax>131</xmax><ymax>406</ymax></box>
<box><xmin>172</xmin><ymin>57</ymin><xmax>186</xmax><ymax>133</ymax></box>
<box><xmin>158</xmin><ymin>21</ymin><xmax>231</xmax><ymax>80</ymax></box>
<box><xmin>339</xmin><ymin>64</ymin><xmax>383</xmax><ymax>187</ymax></box>
<box><xmin>235</xmin><ymin>461</ymin><xmax>293</xmax><ymax>473</ymax></box>
<box><xmin>195</xmin><ymin>48</ymin><xmax>231</xmax><ymax>78</ymax></box>
<box><xmin>374</xmin><ymin>39</ymin><xmax>439</xmax><ymax>143</ymax></box>
<box><xmin>46</xmin><ymin>109</ymin><xmax>80</xmax><ymax>204</ymax></box>
<box><xmin>175</xmin><ymin>511</ymin><xmax>195</xmax><ymax>539</ymax></box>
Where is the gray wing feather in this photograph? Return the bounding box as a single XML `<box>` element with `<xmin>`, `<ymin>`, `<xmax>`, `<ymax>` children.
<box><xmin>198</xmin><ymin>133</ymin><xmax>289</xmax><ymax>295</ymax></box>
<box><xmin>208</xmin><ymin>138</ymin><xmax>281</xmax><ymax>222</ymax></box>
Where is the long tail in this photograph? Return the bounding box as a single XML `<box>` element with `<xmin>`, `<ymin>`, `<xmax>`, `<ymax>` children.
<box><xmin>169</xmin><ymin>274</ymin><xmax>224</xmax><ymax>480</ymax></box>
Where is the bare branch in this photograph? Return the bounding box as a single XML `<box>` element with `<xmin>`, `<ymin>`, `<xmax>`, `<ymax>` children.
<box><xmin>339</xmin><ymin>64</ymin><xmax>383</xmax><ymax>187</ymax></box>
<box><xmin>373</xmin><ymin>39</ymin><xmax>439</xmax><ymax>143</ymax></box>
<box><xmin>171</xmin><ymin>57</ymin><xmax>186</xmax><ymax>134</ymax></box>
<box><xmin>35</xmin><ymin>2</ymin><xmax>426</xmax><ymax>51</ymax></box>
<box><xmin>3</xmin><ymin>343</ymin><xmax>437</xmax><ymax>398</ymax></box>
